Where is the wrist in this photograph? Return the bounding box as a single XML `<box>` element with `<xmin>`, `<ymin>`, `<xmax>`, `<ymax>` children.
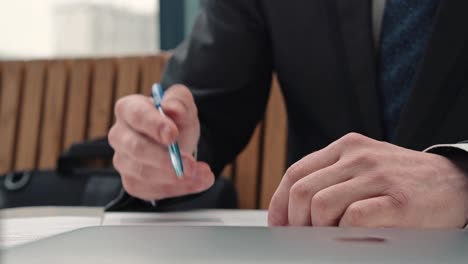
<box><xmin>440</xmin><ymin>156</ymin><xmax>468</xmax><ymax>228</ymax></box>
<box><xmin>424</xmin><ymin>147</ymin><xmax>468</xmax><ymax>228</ymax></box>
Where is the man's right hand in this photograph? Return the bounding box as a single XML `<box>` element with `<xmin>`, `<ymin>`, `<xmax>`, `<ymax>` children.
<box><xmin>108</xmin><ymin>85</ymin><xmax>215</xmax><ymax>201</ymax></box>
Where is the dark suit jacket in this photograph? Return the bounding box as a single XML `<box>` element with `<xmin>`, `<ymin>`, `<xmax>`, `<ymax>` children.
<box><xmin>162</xmin><ymin>0</ymin><xmax>468</xmax><ymax>176</ymax></box>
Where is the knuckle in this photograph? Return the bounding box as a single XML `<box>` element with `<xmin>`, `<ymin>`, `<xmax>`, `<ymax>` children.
<box><xmin>107</xmin><ymin>125</ymin><xmax>119</xmax><ymax>147</ymax></box>
<box><xmin>120</xmin><ymin>103</ymin><xmax>145</xmax><ymax>127</ymax></box>
<box><xmin>347</xmin><ymin>151</ymin><xmax>376</xmax><ymax>168</ymax></box>
<box><xmin>311</xmin><ymin>192</ymin><xmax>331</xmax><ymax>216</ymax></box>
<box><xmin>345</xmin><ymin>203</ymin><xmax>368</xmax><ymax>226</ymax></box>
<box><xmin>176</xmin><ymin>84</ymin><xmax>195</xmax><ymax>101</ymax></box>
<box><xmin>289</xmin><ymin>182</ymin><xmax>310</xmax><ymax>202</ymax></box>
<box><xmin>172</xmin><ymin>99</ymin><xmax>198</xmax><ymax>125</ymax></box>
<box><xmin>129</xmin><ymin>105</ymin><xmax>145</xmax><ymax>127</ymax></box>
<box><xmin>114</xmin><ymin>97</ymin><xmax>127</xmax><ymax>118</ymax></box>
<box><xmin>339</xmin><ymin>132</ymin><xmax>366</xmax><ymax>146</ymax></box>
<box><xmin>171</xmin><ymin>100</ymin><xmax>189</xmax><ymax>116</ymax></box>
<box><xmin>284</xmin><ymin>163</ymin><xmax>305</xmax><ymax>183</ymax></box>
<box><xmin>387</xmin><ymin>189</ymin><xmax>410</xmax><ymax>209</ymax></box>
<box><xmin>112</xmin><ymin>152</ymin><xmax>123</xmax><ymax>170</ymax></box>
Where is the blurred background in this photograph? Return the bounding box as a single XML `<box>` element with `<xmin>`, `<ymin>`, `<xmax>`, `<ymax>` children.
<box><xmin>0</xmin><ymin>0</ymin><xmax>286</xmax><ymax>211</ymax></box>
<box><xmin>0</xmin><ymin>0</ymin><xmax>201</xmax><ymax>59</ymax></box>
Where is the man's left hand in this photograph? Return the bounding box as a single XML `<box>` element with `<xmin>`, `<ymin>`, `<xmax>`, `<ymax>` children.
<box><xmin>268</xmin><ymin>133</ymin><xmax>468</xmax><ymax>228</ymax></box>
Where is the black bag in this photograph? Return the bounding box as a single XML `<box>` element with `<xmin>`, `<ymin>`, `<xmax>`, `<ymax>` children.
<box><xmin>0</xmin><ymin>138</ymin><xmax>238</xmax><ymax>211</ymax></box>
<box><xmin>0</xmin><ymin>138</ymin><xmax>122</xmax><ymax>209</ymax></box>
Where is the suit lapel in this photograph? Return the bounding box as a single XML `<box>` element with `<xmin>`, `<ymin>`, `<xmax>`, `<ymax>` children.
<box><xmin>395</xmin><ymin>0</ymin><xmax>468</xmax><ymax>149</ymax></box>
<box><xmin>334</xmin><ymin>0</ymin><xmax>384</xmax><ymax>140</ymax></box>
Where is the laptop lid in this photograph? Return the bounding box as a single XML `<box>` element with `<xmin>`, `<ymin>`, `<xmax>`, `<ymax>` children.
<box><xmin>3</xmin><ymin>226</ymin><xmax>468</xmax><ymax>264</ymax></box>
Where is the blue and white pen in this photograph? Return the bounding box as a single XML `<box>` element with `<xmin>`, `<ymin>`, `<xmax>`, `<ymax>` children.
<box><xmin>152</xmin><ymin>83</ymin><xmax>184</xmax><ymax>178</ymax></box>
<box><xmin>149</xmin><ymin>83</ymin><xmax>184</xmax><ymax>207</ymax></box>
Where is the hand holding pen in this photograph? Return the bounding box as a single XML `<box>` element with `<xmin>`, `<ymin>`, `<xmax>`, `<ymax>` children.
<box><xmin>151</xmin><ymin>84</ymin><xmax>184</xmax><ymax>179</ymax></box>
<box><xmin>109</xmin><ymin>84</ymin><xmax>215</xmax><ymax>201</ymax></box>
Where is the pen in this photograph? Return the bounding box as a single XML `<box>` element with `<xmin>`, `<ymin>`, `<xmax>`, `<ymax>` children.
<box><xmin>148</xmin><ymin>84</ymin><xmax>184</xmax><ymax>207</ymax></box>
<box><xmin>152</xmin><ymin>83</ymin><xmax>184</xmax><ymax>178</ymax></box>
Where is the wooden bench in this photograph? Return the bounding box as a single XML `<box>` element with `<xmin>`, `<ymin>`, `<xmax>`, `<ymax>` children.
<box><xmin>0</xmin><ymin>54</ymin><xmax>287</xmax><ymax>209</ymax></box>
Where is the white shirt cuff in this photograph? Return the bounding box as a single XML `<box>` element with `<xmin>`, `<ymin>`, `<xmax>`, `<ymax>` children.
<box><xmin>423</xmin><ymin>143</ymin><xmax>468</xmax><ymax>154</ymax></box>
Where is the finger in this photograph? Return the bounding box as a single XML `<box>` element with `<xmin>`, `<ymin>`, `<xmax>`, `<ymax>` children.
<box><xmin>121</xmin><ymin>161</ymin><xmax>215</xmax><ymax>200</ymax></box>
<box><xmin>114</xmin><ymin>94</ymin><xmax>178</xmax><ymax>145</ymax></box>
<box><xmin>287</xmin><ymin>165</ymin><xmax>352</xmax><ymax>226</ymax></box>
<box><xmin>121</xmin><ymin>175</ymin><xmax>188</xmax><ymax>201</ymax></box>
<box><xmin>109</xmin><ymin>121</ymin><xmax>172</xmax><ymax>166</ymax></box>
<box><xmin>311</xmin><ymin>176</ymin><xmax>388</xmax><ymax>226</ymax></box>
<box><xmin>161</xmin><ymin>85</ymin><xmax>200</xmax><ymax>153</ymax></box>
<box><xmin>113</xmin><ymin>151</ymin><xmax>197</xmax><ymax>182</ymax></box>
<box><xmin>156</xmin><ymin>162</ymin><xmax>216</xmax><ymax>199</ymax></box>
<box><xmin>113</xmin><ymin>151</ymin><xmax>176</xmax><ymax>184</ymax></box>
<box><xmin>121</xmin><ymin>176</ymin><xmax>158</xmax><ymax>201</ymax></box>
<box><xmin>268</xmin><ymin>144</ymin><xmax>341</xmax><ymax>226</ymax></box>
<box><xmin>161</xmin><ymin>85</ymin><xmax>198</xmax><ymax>128</ymax></box>
<box><xmin>339</xmin><ymin>196</ymin><xmax>404</xmax><ymax>228</ymax></box>
<box><xmin>109</xmin><ymin>121</ymin><xmax>198</xmax><ymax>178</ymax></box>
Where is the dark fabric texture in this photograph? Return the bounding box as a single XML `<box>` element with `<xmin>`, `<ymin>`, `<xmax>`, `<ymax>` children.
<box><xmin>378</xmin><ymin>0</ymin><xmax>440</xmax><ymax>140</ymax></box>
<box><xmin>161</xmin><ymin>0</ymin><xmax>468</xmax><ymax>176</ymax></box>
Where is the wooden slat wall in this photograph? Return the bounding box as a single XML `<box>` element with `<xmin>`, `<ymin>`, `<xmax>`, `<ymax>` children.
<box><xmin>235</xmin><ymin>125</ymin><xmax>262</xmax><ymax>209</ymax></box>
<box><xmin>114</xmin><ymin>58</ymin><xmax>140</xmax><ymax>101</ymax></box>
<box><xmin>259</xmin><ymin>77</ymin><xmax>288</xmax><ymax>209</ymax></box>
<box><xmin>62</xmin><ymin>60</ymin><xmax>92</xmax><ymax>149</ymax></box>
<box><xmin>15</xmin><ymin>61</ymin><xmax>47</xmax><ymax>171</ymax></box>
<box><xmin>38</xmin><ymin>61</ymin><xmax>68</xmax><ymax>169</ymax></box>
<box><xmin>88</xmin><ymin>59</ymin><xmax>115</xmax><ymax>139</ymax></box>
<box><xmin>0</xmin><ymin>63</ymin><xmax>2</xmax><ymax>115</ymax></box>
<box><xmin>0</xmin><ymin>55</ymin><xmax>289</xmax><ymax>210</ymax></box>
<box><xmin>0</xmin><ymin>62</ymin><xmax>23</xmax><ymax>175</ymax></box>
<box><xmin>140</xmin><ymin>56</ymin><xmax>163</xmax><ymax>95</ymax></box>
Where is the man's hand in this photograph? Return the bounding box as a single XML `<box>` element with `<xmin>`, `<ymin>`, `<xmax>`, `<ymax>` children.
<box><xmin>268</xmin><ymin>133</ymin><xmax>468</xmax><ymax>228</ymax></box>
<box><xmin>108</xmin><ymin>85</ymin><xmax>215</xmax><ymax>201</ymax></box>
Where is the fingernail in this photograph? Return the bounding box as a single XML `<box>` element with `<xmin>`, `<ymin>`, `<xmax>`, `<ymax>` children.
<box><xmin>160</xmin><ymin>126</ymin><xmax>173</xmax><ymax>143</ymax></box>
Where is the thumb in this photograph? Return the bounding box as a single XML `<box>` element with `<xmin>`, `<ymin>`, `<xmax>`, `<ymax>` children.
<box><xmin>161</xmin><ymin>84</ymin><xmax>200</xmax><ymax>154</ymax></box>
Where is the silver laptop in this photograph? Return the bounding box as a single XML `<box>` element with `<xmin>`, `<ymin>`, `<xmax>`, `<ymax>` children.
<box><xmin>2</xmin><ymin>226</ymin><xmax>468</xmax><ymax>263</ymax></box>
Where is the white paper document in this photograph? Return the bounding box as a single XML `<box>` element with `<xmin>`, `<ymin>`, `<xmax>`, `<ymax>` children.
<box><xmin>0</xmin><ymin>216</ymin><xmax>102</xmax><ymax>248</ymax></box>
<box><xmin>0</xmin><ymin>207</ymin><xmax>103</xmax><ymax>248</ymax></box>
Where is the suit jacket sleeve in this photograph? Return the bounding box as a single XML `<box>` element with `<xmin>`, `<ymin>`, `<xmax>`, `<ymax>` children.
<box><xmin>161</xmin><ymin>0</ymin><xmax>273</xmax><ymax>176</ymax></box>
<box><xmin>424</xmin><ymin>142</ymin><xmax>468</xmax><ymax>156</ymax></box>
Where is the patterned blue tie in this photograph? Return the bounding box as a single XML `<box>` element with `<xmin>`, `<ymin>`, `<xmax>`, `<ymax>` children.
<box><xmin>378</xmin><ymin>0</ymin><xmax>440</xmax><ymax>140</ymax></box>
